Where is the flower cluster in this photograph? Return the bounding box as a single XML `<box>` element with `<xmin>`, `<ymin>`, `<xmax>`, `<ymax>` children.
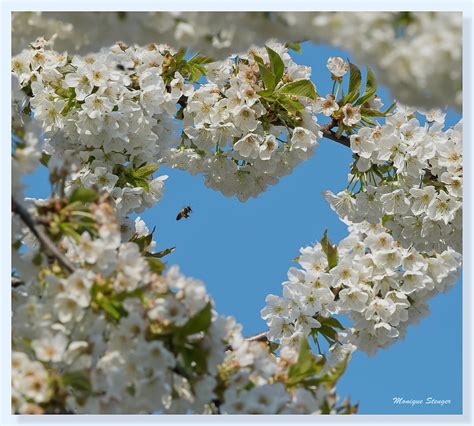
<box><xmin>12</xmin><ymin>12</ymin><xmax>462</xmax><ymax>109</ymax></box>
<box><xmin>262</xmin><ymin>222</ymin><xmax>461</xmax><ymax>357</ymax></box>
<box><xmin>12</xmin><ymin>352</ymin><xmax>51</xmax><ymax>414</ymax></box>
<box><xmin>13</xmin><ymin>41</ymin><xmax>321</xmax><ymax>203</ymax></box>
<box><xmin>12</xmin><ymin>40</ymin><xmax>182</xmax><ymax>217</ymax></box>
<box><xmin>12</xmin><ymin>192</ymin><xmax>353</xmax><ymax>414</ymax></box>
<box><xmin>325</xmin><ymin>107</ymin><xmax>463</xmax><ymax>254</ymax></box>
<box><xmin>165</xmin><ymin>43</ymin><xmax>321</xmax><ymax>201</ymax></box>
<box><xmin>219</xmin><ymin>338</ymin><xmax>348</xmax><ymax>414</ymax></box>
<box><xmin>279</xmin><ymin>12</ymin><xmax>462</xmax><ymax>109</ymax></box>
<box><xmin>10</xmin><ymin>12</ymin><xmax>463</xmax><ymax>414</ymax></box>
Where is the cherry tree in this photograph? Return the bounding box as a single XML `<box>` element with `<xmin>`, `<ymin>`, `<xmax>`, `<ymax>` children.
<box><xmin>11</xmin><ymin>11</ymin><xmax>462</xmax><ymax>414</ymax></box>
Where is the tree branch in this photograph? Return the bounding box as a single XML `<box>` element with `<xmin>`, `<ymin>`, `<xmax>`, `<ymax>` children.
<box><xmin>12</xmin><ymin>198</ymin><xmax>76</xmax><ymax>274</ymax></box>
<box><xmin>320</xmin><ymin>121</ymin><xmax>350</xmax><ymax>148</ymax></box>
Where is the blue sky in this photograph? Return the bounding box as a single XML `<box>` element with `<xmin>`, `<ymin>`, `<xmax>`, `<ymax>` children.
<box><xmin>22</xmin><ymin>42</ymin><xmax>462</xmax><ymax>415</ymax></box>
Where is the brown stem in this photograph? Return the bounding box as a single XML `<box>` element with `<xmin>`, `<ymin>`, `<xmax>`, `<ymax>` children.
<box><xmin>320</xmin><ymin>121</ymin><xmax>350</xmax><ymax>148</ymax></box>
<box><xmin>12</xmin><ymin>198</ymin><xmax>76</xmax><ymax>274</ymax></box>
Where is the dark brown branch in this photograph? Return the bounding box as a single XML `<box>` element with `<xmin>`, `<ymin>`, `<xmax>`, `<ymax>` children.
<box><xmin>320</xmin><ymin>121</ymin><xmax>351</xmax><ymax>148</ymax></box>
<box><xmin>12</xmin><ymin>198</ymin><xmax>76</xmax><ymax>274</ymax></box>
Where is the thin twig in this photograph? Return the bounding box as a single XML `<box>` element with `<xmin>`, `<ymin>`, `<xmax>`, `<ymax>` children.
<box><xmin>12</xmin><ymin>198</ymin><xmax>76</xmax><ymax>274</ymax></box>
<box><xmin>320</xmin><ymin>121</ymin><xmax>350</xmax><ymax>148</ymax></box>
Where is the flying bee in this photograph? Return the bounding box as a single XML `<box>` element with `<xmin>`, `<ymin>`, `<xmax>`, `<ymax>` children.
<box><xmin>176</xmin><ymin>206</ymin><xmax>192</xmax><ymax>221</ymax></box>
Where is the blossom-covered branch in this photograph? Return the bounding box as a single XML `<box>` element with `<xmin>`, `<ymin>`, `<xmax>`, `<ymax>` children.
<box><xmin>11</xmin><ymin>188</ymin><xmax>356</xmax><ymax>414</ymax></box>
<box><xmin>12</xmin><ymin>41</ymin><xmax>385</xmax><ymax>206</ymax></box>
<box><xmin>12</xmin><ymin>12</ymin><xmax>462</xmax><ymax>109</ymax></box>
<box><xmin>12</xmin><ymin>197</ymin><xmax>76</xmax><ymax>273</ymax></box>
<box><xmin>263</xmin><ymin>108</ymin><xmax>463</xmax><ymax>357</ymax></box>
<box><xmin>10</xmin><ymin>21</ymin><xmax>462</xmax><ymax>416</ymax></box>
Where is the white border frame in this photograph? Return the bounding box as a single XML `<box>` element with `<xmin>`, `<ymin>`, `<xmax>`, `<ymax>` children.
<box><xmin>1</xmin><ymin>1</ymin><xmax>472</xmax><ymax>425</ymax></box>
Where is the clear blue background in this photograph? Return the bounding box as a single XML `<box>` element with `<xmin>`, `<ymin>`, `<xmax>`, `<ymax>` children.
<box><xmin>22</xmin><ymin>42</ymin><xmax>462</xmax><ymax>414</ymax></box>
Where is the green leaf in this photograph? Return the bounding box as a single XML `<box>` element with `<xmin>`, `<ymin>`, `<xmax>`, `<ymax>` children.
<box><xmin>277</xmin><ymin>79</ymin><xmax>317</xmax><ymax>100</ymax></box>
<box><xmin>60</xmin><ymin>87</ymin><xmax>78</xmax><ymax>116</ymax></box>
<box><xmin>360</xmin><ymin>108</ymin><xmax>386</xmax><ymax>117</ymax></box>
<box><xmin>265</xmin><ymin>46</ymin><xmax>285</xmax><ymax>86</ymax></box>
<box><xmin>320</xmin><ymin>316</ymin><xmax>345</xmax><ymax>330</ymax></box>
<box><xmin>175</xmin><ymin>48</ymin><xmax>187</xmax><ymax>64</ymax></box>
<box><xmin>320</xmin><ymin>229</ymin><xmax>338</xmax><ymax>270</ymax></box>
<box><xmin>318</xmin><ymin>324</ymin><xmax>339</xmax><ymax>342</ymax></box>
<box><xmin>40</xmin><ymin>152</ymin><xmax>51</xmax><ymax>167</ymax></box>
<box><xmin>253</xmin><ymin>54</ymin><xmax>276</xmax><ymax>91</ymax></box>
<box><xmin>383</xmin><ymin>101</ymin><xmax>397</xmax><ymax>115</ymax></box>
<box><xmin>148</xmin><ymin>246</ymin><xmax>176</xmax><ymax>258</ymax></box>
<box><xmin>365</xmin><ymin>66</ymin><xmax>377</xmax><ymax>92</ymax></box>
<box><xmin>59</xmin><ymin>222</ymin><xmax>81</xmax><ymax>242</ymax></box>
<box><xmin>146</xmin><ymin>257</ymin><xmax>165</xmax><ymax>274</ymax></box>
<box><xmin>354</xmin><ymin>90</ymin><xmax>375</xmax><ymax>107</ymax></box>
<box><xmin>181</xmin><ymin>344</ymin><xmax>208</xmax><ymax>374</ymax></box>
<box><xmin>285</xmin><ymin>42</ymin><xmax>302</xmax><ymax>53</ymax></box>
<box><xmin>277</xmin><ymin>96</ymin><xmax>304</xmax><ymax>114</ymax></box>
<box><xmin>62</xmin><ymin>371</ymin><xmax>91</xmax><ymax>394</ymax></box>
<box><xmin>365</xmin><ymin>67</ymin><xmax>377</xmax><ymax>92</ymax></box>
<box><xmin>381</xmin><ymin>214</ymin><xmax>393</xmax><ymax>226</ymax></box>
<box><xmin>130</xmin><ymin>228</ymin><xmax>155</xmax><ymax>253</ymax></box>
<box><xmin>100</xmin><ymin>298</ymin><xmax>127</xmax><ymax>321</ymax></box>
<box><xmin>132</xmin><ymin>164</ymin><xmax>159</xmax><ymax>178</ymax></box>
<box><xmin>361</xmin><ymin>116</ymin><xmax>377</xmax><ymax>126</ymax></box>
<box><xmin>356</xmin><ymin>66</ymin><xmax>377</xmax><ymax>106</ymax></box>
<box><xmin>348</xmin><ymin>62</ymin><xmax>362</xmax><ymax>97</ymax></box>
<box><xmin>69</xmin><ymin>187</ymin><xmax>98</xmax><ymax>204</ymax></box>
<box><xmin>188</xmin><ymin>54</ymin><xmax>214</xmax><ymax>65</ymax></box>
<box><xmin>303</xmin><ymin>355</ymin><xmax>350</xmax><ymax>388</ymax></box>
<box><xmin>287</xmin><ymin>338</ymin><xmax>324</xmax><ymax>387</ymax></box>
<box><xmin>115</xmin><ymin>163</ymin><xmax>160</xmax><ymax>192</ymax></box>
<box><xmin>133</xmin><ymin>177</ymin><xmax>150</xmax><ymax>192</ymax></box>
<box><xmin>320</xmin><ymin>355</ymin><xmax>350</xmax><ymax>387</ymax></box>
<box><xmin>257</xmin><ymin>89</ymin><xmax>278</xmax><ymax>101</ymax></box>
<box><xmin>179</xmin><ymin>302</ymin><xmax>212</xmax><ymax>336</ymax></box>
<box><xmin>187</xmin><ymin>63</ymin><xmax>207</xmax><ymax>82</ymax></box>
<box><xmin>287</xmin><ymin>339</ymin><xmax>313</xmax><ymax>384</ymax></box>
<box><xmin>189</xmin><ymin>66</ymin><xmax>203</xmax><ymax>82</ymax></box>
<box><xmin>341</xmin><ymin>88</ymin><xmax>361</xmax><ymax>105</ymax></box>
